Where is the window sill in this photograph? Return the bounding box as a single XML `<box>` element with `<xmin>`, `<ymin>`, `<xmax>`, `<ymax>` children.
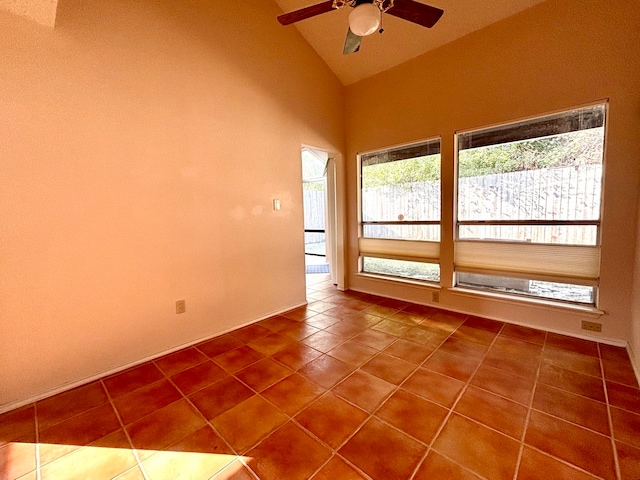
<box><xmin>448</xmin><ymin>287</ymin><xmax>605</xmax><ymax>318</ymax></box>
<box><xmin>357</xmin><ymin>272</ymin><xmax>441</xmax><ymax>290</ymax></box>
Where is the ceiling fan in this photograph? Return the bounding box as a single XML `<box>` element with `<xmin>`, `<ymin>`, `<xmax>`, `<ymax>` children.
<box><xmin>277</xmin><ymin>0</ymin><xmax>444</xmax><ymax>55</ymax></box>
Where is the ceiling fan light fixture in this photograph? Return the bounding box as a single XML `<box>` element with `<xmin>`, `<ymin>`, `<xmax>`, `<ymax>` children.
<box><xmin>348</xmin><ymin>3</ymin><xmax>381</xmax><ymax>36</ymax></box>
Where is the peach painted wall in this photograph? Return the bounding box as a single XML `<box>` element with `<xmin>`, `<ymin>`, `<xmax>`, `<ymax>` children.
<box><xmin>0</xmin><ymin>0</ymin><xmax>57</xmax><ymax>27</ymax></box>
<box><xmin>0</xmin><ymin>0</ymin><xmax>344</xmax><ymax>408</ymax></box>
<box><xmin>345</xmin><ymin>0</ymin><xmax>640</xmax><ymax>344</ymax></box>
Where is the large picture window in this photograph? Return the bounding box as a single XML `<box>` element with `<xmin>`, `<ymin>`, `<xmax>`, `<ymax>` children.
<box><xmin>455</xmin><ymin>104</ymin><xmax>606</xmax><ymax>305</ymax></box>
<box><xmin>359</xmin><ymin>138</ymin><xmax>441</xmax><ymax>282</ymax></box>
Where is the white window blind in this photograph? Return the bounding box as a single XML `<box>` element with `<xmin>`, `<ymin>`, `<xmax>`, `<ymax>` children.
<box><xmin>455</xmin><ymin>241</ymin><xmax>600</xmax><ymax>286</ymax></box>
<box><xmin>359</xmin><ymin>138</ymin><xmax>442</xmax><ymax>282</ymax></box>
<box><xmin>359</xmin><ymin>238</ymin><xmax>440</xmax><ymax>264</ymax></box>
<box><xmin>454</xmin><ymin>103</ymin><xmax>606</xmax><ymax>304</ymax></box>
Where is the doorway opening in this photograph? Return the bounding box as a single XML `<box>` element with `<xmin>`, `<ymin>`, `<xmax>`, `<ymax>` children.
<box><xmin>302</xmin><ymin>147</ymin><xmax>337</xmax><ymax>284</ymax></box>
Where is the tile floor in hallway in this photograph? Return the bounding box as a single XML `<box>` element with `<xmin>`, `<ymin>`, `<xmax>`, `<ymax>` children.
<box><xmin>2</xmin><ymin>273</ymin><xmax>640</xmax><ymax>480</ymax></box>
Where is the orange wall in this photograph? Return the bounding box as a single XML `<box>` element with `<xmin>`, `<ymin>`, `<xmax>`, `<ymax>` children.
<box><xmin>345</xmin><ymin>0</ymin><xmax>640</xmax><ymax>346</ymax></box>
<box><xmin>0</xmin><ymin>0</ymin><xmax>344</xmax><ymax>409</ymax></box>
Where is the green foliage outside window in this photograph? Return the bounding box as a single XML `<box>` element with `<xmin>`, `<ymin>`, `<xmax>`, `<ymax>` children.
<box><xmin>362</xmin><ymin>154</ymin><xmax>440</xmax><ymax>188</ymax></box>
<box><xmin>362</xmin><ymin>129</ymin><xmax>603</xmax><ymax>188</ymax></box>
<box><xmin>459</xmin><ymin>129</ymin><xmax>603</xmax><ymax>177</ymax></box>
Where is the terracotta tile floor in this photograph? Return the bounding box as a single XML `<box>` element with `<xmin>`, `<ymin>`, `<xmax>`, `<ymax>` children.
<box><xmin>2</xmin><ymin>274</ymin><xmax>640</xmax><ymax>480</ymax></box>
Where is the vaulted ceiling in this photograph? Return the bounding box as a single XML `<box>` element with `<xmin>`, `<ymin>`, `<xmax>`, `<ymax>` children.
<box><xmin>272</xmin><ymin>0</ymin><xmax>548</xmax><ymax>84</ymax></box>
<box><xmin>2</xmin><ymin>0</ymin><xmax>549</xmax><ymax>85</ymax></box>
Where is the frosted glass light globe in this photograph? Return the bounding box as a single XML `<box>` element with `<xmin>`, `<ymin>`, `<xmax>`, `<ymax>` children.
<box><xmin>349</xmin><ymin>3</ymin><xmax>381</xmax><ymax>37</ymax></box>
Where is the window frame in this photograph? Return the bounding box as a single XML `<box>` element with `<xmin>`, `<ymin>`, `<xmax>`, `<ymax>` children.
<box><xmin>357</xmin><ymin>137</ymin><xmax>442</xmax><ymax>283</ymax></box>
<box><xmin>453</xmin><ymin>102</ymin><xmax>608</xmax><ymax>306</ymax></box>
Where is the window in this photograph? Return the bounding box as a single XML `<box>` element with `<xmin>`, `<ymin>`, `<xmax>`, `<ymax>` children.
<box><xmin>359</xmin><ymin>138</ymin><xmax>441</xmax><ymax>282</ymax></box>
<box><xmin>455</xmin><ymin>104</ymin><xmax>606</xmax><ymax>305</ymax></box>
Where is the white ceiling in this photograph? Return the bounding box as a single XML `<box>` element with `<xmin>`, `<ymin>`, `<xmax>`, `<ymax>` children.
<box><xmin>272</xmin><ymin>0</ymin><xmax>548</xmax><ymax>85</ymax></box>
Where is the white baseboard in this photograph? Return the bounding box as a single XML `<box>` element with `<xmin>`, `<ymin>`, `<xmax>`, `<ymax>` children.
<box><xmin>0</xmin><ymin>301</ymin><xmax>307</xmax><ymax>415</ymax></box>
<box><xmin>353</xmin><ymin>286</ymin><xmax>640</xmax><ymax>384</ymax></box>
<box><xmin>348</xmin><ymin>287</ymin><xmax>628</xmax><ymax>348</ymax></box>
<box><xmin>5</xmin><ymin>296</ymin><xmax>638</xmax><ymax>415</ymax></box>
<box><xmin>627</xmin><ymin>345</ymin><xmax>640</xmax><ymax>388</ymax></box>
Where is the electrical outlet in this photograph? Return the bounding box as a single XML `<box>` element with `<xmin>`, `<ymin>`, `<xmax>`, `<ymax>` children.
<box><xmin>432</xmin><ymin>291</ymin><xmax>439</xmax><ymax>303</ymax></box>
<box><xmin>581</xmin><ymin>320</ymin><xmax>601</xmax><ymax>332</ymax></box>
<box><xmin>176</xmin><ymin>300</ymin><xmax>186</xmax><ymax>314</ymax></box>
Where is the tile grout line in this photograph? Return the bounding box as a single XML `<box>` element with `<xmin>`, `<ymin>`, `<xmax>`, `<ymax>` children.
<box><xmin>532</xmin><ymin>378</ymin><xmax>608</xmax><ymax>404</ymax></box>
<box><xmin>511</xmin><ymin>331</ymin><xmax>547</xmax><ymax>480</ymax></box>
<box><xmin>226</xmin><ymin>374</ymin><xmax>362</xmax><ymax>479</ymax></box>
<box><xmin>511</xmin><ymin>337</ymin><xmax>615</xmax><ymax>479</ymax></box>
<box><xmin>155</xmin><ymin>361</ymin><xmax>259</xmax><ymax>477</ymax></box>
<box><xmin>407</xmin><ymin>318</ymin><xmax>503</xmax><ymax>480</ymax></box>
<box><xmin>165</xmin><ymin>330</ymin><xmax>331</xmax><ymax>474</ymax></box>
<box><xmin>13</xmin><ymin>286</ymin><xmax>631</xmax><ymax>480</ymax></box>
<box><xmin>30</xmin><ymin>384</ymin><xmax>134</xmax><ymax>475</ymax></box>
<box><xmin>252</xmin><ymin>352</ymin><xmax>374</xmax><ymax>477</ymax></box>
<box><xmin>284</xmin><ymin>385</ymin><xmax>381</xmax><ymax>479</ymax></box>
<box><xmin>316</xmin><ymin>307</ymin><xmax>467</xmax><ymax>479</ymax></box>
<box><xmin>464</xmin><ymin>376</ymin><xmax>530</xmax><ymax>407</ymax></box>
<box><xmin>304</xmin><ymin>449</ymin><xmax>368</xmax><ymax>480</ymax></box>
<box><xmin>158</xmin><ymin>350</ymin><xmax>211</xmax><ymax>377</ymax></box>
<box><xmin>306</xmin><ymin>290</ymin><xmax>632</xmax><ymax>479</ymax></box>
<box><xmin>526</xmin><ymin>343</ymin><xmax>630</xmax><ymax>435</ymax></box>
<box><xmin>217</xmin><ymin>458</ymin><xmax>260</xmax><ymax>480</ymax></box>
<box><xmin>34</xmin><ymin>402</ymin><xmax>41</xmax><ymax>480</ymax></box>
<box><xmin>318</xmin><ymin>288</ymin><xmax>624</xmax><ymax>475</ymax></box>
<box><xmin>520</xmin><ymin>444</ymin><xmax>606</xmax><ymax>479</ymax></box>
<box><xmin>309</xmin><ymin>309</ymin><xmax>458</xmax><ymax>464</ymax></box>
<box><xmin>382</xmin><ymin>314</ymin><xmax>466</xmax><ymax>478</ymax></box>
<box><xmin>101</xmin><ymin>379</ymin><xmax>151</xmax><ymax>480</ymax></box>
<box><xmin>326</xmin><ymin>454</ymin><xmax>374</xmax><ymax>480</ymax></box>
<box><xmin>250</xmin><ymin>302</ymin><xmax>410</xmax><ymax>478</ymax></box>
<box><xmin>157</xmin><ymin>362</ymin><xmax>251</xmax><ymax>479</ymax></box>
<box><xmin>189</xmin><ymin>330</ymin><xmax>379</xmax><ymax>476</ymax></box>
<box><xmin>598</xmin><ymin>343</ymin><xmax>623</xmax><ymax>480</ymax></box>
<box><xmin>31</xmin><ymin>395</ymin><xmax>103</xmax><ymax>434</ymax></box>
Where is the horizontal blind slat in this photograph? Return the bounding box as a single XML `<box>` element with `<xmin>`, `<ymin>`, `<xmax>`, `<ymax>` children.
<box><xmin>455</xmin><ymin>241</ymin><xmax>600</xmax><ymax>282</ymax></box>
<box><xmin>359</xmin><ymin>238</ymin><xmax>440</xmax><ymax>264</ymax></box>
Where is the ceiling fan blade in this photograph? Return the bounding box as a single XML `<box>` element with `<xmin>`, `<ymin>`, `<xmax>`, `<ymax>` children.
<box><xmin>343</xmin><ymin>28</ymin><xmax>362</xmax><ymax>55</ymax></box>
<box><xmin>277</xmin><ymin>1</ymin><xmax>336</xmax><ymax>26</ymax></box>
<box><xmin>386</xmin><ymin>0</ymin><xmax>444</xmax><ymax>28</ymax></box>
